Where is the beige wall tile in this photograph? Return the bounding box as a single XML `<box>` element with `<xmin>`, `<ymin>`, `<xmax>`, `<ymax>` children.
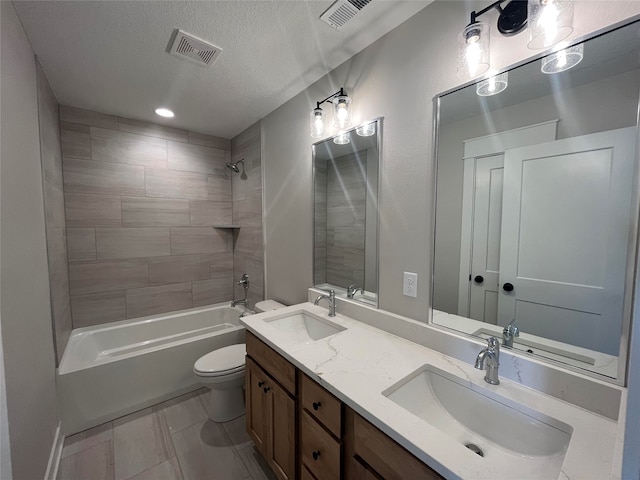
<box><xmin>126</xmin><ymin>283</ymin><xmax>192</xmax><ymax>319</ymax></box>
<box><xmin>148</xmin><ymin>254</ymin><xmax>209</xmax><ymax>284</ymax></box>
<box><xmin>60</xmin><ymin>105</ymin><xmax>118</xmax><ymax>130</ymax></box>
<box><xmin>233</xmin><ymin>193</ymin><xmax>262</xmax><ymax>226</ymax></box>
<box><xmin>170</xmin><ymin>227</ymin><xmax>230</xmax><ymax>255</ymax></box>
<box><xmin>96</xmin><ymin>227</ymin><xmax>170</xmax><ymax>259</ymax></box>
<box><xmin>188</xmin><ymin>131</ymin><xmax>230</xmax><ymax>150</ymax></box>
<box><xmin>43</xmin><ymin>181</ymin><xmax>66</xmax><ymax>228</ymax></box>
<box><xmin>61</xmin><ymin>140</ymin><xmax>92</xmax><ymax>160</ymax></box>
<box><xmin>38</xmin><ymin>83</ymin><xmax>64</xmax><ymax>188</ymax></box>
<box><xmin>113</xmin><ymin>407</ymin><xmax>175</xmax><ymax>480</ymax></box>
<box><xmin>189</xmin><ymin>200</ymin><xmax>232</xmax><ymax>226</ymax></box>
<box><xmin>118</xmin><ymin>117</ymin><xmax>188</xmax><ymax>143</ymax></box>
<box><xmin>46</xmin><ymin>227</ymin><xmax>72</xmax><ymax>361</ymax></box>
<box><xmin>210</xmin><ymin>252</ymin><xmax>233</xmax><ymax>279</ymax></box>
<box><xmin>69</xmin><ymin>259</ymin><xmax>148</xmax><ymax>295</ymax></box>
<box><xmin>122</xmin><ymin>196</ymin><xmax>190</xmax><ymax>227</ymax></box>
<box><xmin>91</xmin><ymin>127</ymin><xmax>168</xmax><ymax>168</ymax></box>
<box><xmin>71</xmin><ymin>291</ymin><xmax>126</xmax><ymax>327</ymax></box>
<box><xmin>231</xmin><ymin>121</ymin><xmax>260</xmax><ymax>150</ymax></box>
<box><xmin>192</xmin><ymin>277</ymin><xmax>233</xmax><ymax>306</ymax></box>
<box><xmin>67</xmin><ymin>228</ymin><xmax>97</xmax><ymax>261</ymax></box>
<box><xmin>65</xmin><ymin>192</ymin><xmax>122</xmax><ymax>227</ymax></box>
<box><xmin>207</xmin><ymin>174</ymin><xmax>232</xmax><ymax>202</ymax></box>
<box><xmin>167</xmin><ymin>141</ymin><xmax>227</xmax><ymax>175</ymax></box>
<box><xmin>63</xmin><ymin>157</ymin><xmax>145</xmax><ymax>196</ymax></box>
<box><xmin>145</xmin><ymin>168</ymin><xmax>208</xmax><ymax>200</ymax></box>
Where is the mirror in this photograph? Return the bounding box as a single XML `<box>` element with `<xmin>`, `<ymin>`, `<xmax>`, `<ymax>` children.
<box><xmin>313</xmin><ymin>118</ymin><xmax>382</xmax><ymax>307</ymax></box>
<box><xmin>433</xmin><ymin>22</ymin><xmax>640</xmax><ymax>382</ymax></box>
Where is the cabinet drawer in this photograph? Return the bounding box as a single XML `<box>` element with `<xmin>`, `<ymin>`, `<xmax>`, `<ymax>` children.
<box><xmin>300</xmin><ymin>411</ymin><xmax>341</xmax><ymax>480</ymax></box>
<box><xmin>353</xmin><ymin>413</ymin><xmax>444</xmax><ymax>480</ymax></box>
<box><xmin>301</xmin><ymin>465</ymin><xmax>317</xmax><ymax>480</ymax></box>
<box><xmin>246</xmin><ymin>332</ymin><xmax>296</xmax><ymax>394</ymax></box>
<box><xmin>300</xmin><ymin>373</ymin><xmax>342</xmax><ymax>437</ymax></box>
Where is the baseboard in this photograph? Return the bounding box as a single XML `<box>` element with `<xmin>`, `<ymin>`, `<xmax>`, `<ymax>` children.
<box><xmin>44</xmin><ymin>422</ymin><xmax>64</xmax><ymax>480</ymax></box>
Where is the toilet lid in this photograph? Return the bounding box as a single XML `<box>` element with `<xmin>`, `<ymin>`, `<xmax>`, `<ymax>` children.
<box><xmin>194</xmin><ymin>343</ymin><xmax>246</xmax><ymax>376</ymax></box>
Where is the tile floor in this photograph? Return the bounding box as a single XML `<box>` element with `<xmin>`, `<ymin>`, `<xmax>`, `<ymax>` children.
<box><xmin>57</xmin><ymin>389</ymin><xmax>277</xmax><ymax>480</ymax></box>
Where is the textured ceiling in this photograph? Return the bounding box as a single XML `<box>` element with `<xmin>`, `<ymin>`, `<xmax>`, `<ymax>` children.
<box><xmin>14</xmin><ymin>0</ymin><xmax>431</xmax><ymax>139</ymax></box>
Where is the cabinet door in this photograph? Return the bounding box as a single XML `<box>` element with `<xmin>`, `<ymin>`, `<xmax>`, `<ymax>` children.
<box><xmin>246</xmin><ymin>357</ymin><xmax>268</xmax><ymax>455</ymax></box>
<box><xmin>267</xmin><ymin>380</ymin><xmax>296</xmax><ymax>480</ymax></box>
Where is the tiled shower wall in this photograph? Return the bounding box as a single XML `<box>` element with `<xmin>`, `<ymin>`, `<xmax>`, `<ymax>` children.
<box><xmin>230</xmin><ymin>122</ymin><xmax>264</xmax><ymax>309</ymax></box>
<box><xmin>36</xmin><ymin>61</ymin><xmax>72</xmax><ymax>363</ymax></box>
<box><xmin>60</xmin><ymin>106</ymin><xmax>235</xmax><ymax>327</ymax></box>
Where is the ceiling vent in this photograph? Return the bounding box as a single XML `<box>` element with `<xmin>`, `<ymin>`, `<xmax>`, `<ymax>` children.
<box><xmin>320</xmin><ymin>0</ymin><xmax>372</xmax><ymax>31</ymax></box>
<box><xmin>169</xmin><ymin>29</ymin><xmax>222</xmax><ymax>67</ymax></box>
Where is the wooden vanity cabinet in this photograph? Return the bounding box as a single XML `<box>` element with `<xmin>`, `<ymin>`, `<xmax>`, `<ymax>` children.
<box><xmin>245</xmin><ymin>333</ymin><xmax>296</xmax><ymax>480</ymax></box>
<box><xmin>344</xmin><ymin>408</ymin><xmax>444</xmax><ymax>480</ymax></box>
<box><xmin>246</xmin><ymin>332</ymin><xmax>443</xmax><ymax>480</ymax></box>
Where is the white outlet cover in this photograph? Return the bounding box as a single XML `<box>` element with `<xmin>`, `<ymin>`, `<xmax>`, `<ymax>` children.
<box><xmin>403</xmin><ymin>272</ymin><xmax>417</xmax><ymax>298</ymax></box>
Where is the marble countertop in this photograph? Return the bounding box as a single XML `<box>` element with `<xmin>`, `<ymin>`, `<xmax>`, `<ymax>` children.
<box><xmin>241</xmin><ymin>302</ymin><xmax>619</xmax><ymax>480</ymax></box>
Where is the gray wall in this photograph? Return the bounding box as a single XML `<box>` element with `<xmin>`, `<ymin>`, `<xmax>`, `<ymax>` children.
<box><xmin>434</xmin><ymin>69</ymin><xmax>640</xmax><ymax>313</ymax></box>
<box><xmin>263</xmin><ymin>0</ymin><xmax>640</xmax><ymax>320</ymax></box>
<box><xmin>1</xmin><ymin>2</ymin><xmax>59</xmax><ymax>478</ymax></box>
<box><xmin>37</xmin><ymin>60</ymin><xmax>72</xmax><ymax>365</ymax></box>
<box><xmin>60</xmin><ymin>106</ymin><xmax>234</xmax><ymax>327</ymax></box>
<box><xmin>231</xmin><ymin>121</ymin><xmax>264</xmax><ymax>309</ymax></box>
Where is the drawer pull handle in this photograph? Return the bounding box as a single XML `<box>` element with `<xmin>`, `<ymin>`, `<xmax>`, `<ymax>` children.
<box><xmin>312</xmin><ymin>401</ymin><xmax>322</xmax><ymax>410</ymax></box>
<box><xmin>263</xmin><ymin>386</ymin><xmax>270</xmax><ymax>393</ymax></box>
<box><xmin>312</xmin><ymin>450</ymin><xmax>321</xmax><ymax>461</ymax></box>
<box><xmin>258</xmin><ymin>381</ymin><xmax>265</xmax><ymax>387</ymax></box>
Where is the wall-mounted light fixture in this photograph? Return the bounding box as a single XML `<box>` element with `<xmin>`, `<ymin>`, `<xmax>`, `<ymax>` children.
<box><xmin>528</xmin><ymin>0</ymin><xmax>574</xmax><ymax>50</ymax></box>
<box><xmin>356</xmin><ymin>121</ymin><xmax>376</xmax><ymax>137</ymax></box>
<box><xmin>458</xmin><ymin>0</ymin><xmax>576</xmax><ymax>79</ymax></box>
<box><xmin>541</xmin><ymin>42</ymin><xmax>583</xmax><ymax>74</ymax></box>
<box><xmin>457</xmin><ymin>1</ymin><xmax>528</xmax><ymax>79</ymax></box>
<box><xmin>310</xmin><ymin>87</ymin><xmax>352</xmax><ymax>138</ymax></box>
<box><xmin>476</xmin><ymin>71</ymin><xmax>509</xmax><ymax>96</ymax></box>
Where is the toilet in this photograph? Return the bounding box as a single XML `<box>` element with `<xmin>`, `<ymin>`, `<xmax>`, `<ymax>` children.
<box><xmin>194</xmin><ymin>299</ymin><xmax>286</xmax><ymax>422</ymax></box>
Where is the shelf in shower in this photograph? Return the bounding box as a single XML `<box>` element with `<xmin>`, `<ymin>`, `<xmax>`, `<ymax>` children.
<box><xmin>212</xmin><ymin>224</ymin><xmax>241</xmax><ymax>229</ymax></box>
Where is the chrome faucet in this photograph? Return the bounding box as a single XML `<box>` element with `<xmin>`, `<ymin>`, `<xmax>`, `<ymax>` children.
<box><xmin>502</xmin><ymin>318</ymin><xmax>520</xmax><ymax>347</ymax></box>
<box><xmin>314</xmin><ymin>289</ymin><xmax>336</xmax><ymax>317</ymax></box>
<box><xmin>475</xmin><ymin>337</ymin><xmax>500</xmax><ymax>385</ymax></box>
<box><xmin>346</xmin><ymin>284</ymin><xmax>364</xmax><ymax>299</ymax></box>
<box><xmin>231</xmin><ymin>274</ymin><xmax>249</xmax><ymax>307</ymax></box>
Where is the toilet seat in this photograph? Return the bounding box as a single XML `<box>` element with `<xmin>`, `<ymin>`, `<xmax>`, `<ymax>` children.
<box><xmin>194</xmin><ymin>343</ymin><xmax>246</xmax><ymax>377</ymax></box>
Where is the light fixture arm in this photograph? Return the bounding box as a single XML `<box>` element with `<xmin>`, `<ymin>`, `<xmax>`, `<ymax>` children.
<box><xmin>315</xmin><ymin>87</ymin><xmax>347</xmax><ymax>110</ymax></box>
<box><xmin>469</xmin><ymin>0</ymin><xmax>506</xmax><ymax>26</ymax></box>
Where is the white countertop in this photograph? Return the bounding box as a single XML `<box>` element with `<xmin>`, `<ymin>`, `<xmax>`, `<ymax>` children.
<box><xmin>241</xmin><ymin>302</ymin><xmax>620</xmax><ymax>480</ymax></box>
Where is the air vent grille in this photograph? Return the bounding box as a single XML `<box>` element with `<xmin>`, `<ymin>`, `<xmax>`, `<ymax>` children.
<box><xmin>169</xmin><ymin>30</ymin><xmax>222</xmax><ymax>68</ymax></box>
<box><xmin>348</xmin><ymin>0</ymin><xmax>371</xmax><ymax>10</ymax></box>
<box><xmin>320</xmin><ymin>0</ymin><xmax>372</xmax><ymax>30</ymax></box>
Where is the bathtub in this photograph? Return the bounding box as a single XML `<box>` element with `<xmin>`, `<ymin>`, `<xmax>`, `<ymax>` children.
<box><xmin>58</xmin><ymin>303</ymin><xmax>246</xmax><ymax>435</ymax></box>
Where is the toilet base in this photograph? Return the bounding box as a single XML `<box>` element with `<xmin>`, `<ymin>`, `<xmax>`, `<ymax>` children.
<box><xmin>203</xmin><ymin>384</ymin><xmax>246</xmax><ymax>423</ymax></box>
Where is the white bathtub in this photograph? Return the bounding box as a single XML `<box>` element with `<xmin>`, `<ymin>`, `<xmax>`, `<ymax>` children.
<box><xmin>58</xmin><ymin>303</ymin><xmax>246</xmax><ymax>435</ymax></box>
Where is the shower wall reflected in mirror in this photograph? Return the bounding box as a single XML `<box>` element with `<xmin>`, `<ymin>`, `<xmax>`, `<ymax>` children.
<box><xmin>313</xmin><ymin>118</ymin><xmax>382</xmax><ymax>307</ymax></box>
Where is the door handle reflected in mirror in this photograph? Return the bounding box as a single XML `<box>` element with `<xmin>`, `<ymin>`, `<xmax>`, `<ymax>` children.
<box><xmin>474</xmin><ymin>275</ymin><xmax>484</xmax><ymax>284</ymax></box>
<box><xmin>503</xmin><ymin>283</ymin><xmax>514</xmax><ymax>292</ymax></box>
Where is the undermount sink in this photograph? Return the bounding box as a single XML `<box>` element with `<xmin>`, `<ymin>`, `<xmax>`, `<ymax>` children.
<box><xmin>264</xmin><ymin>310</ymin><xmax>346</xmax><ymax>343</ymax></box>
<box><xmin>383</xmin><ymin>365</ymin><xmax>573</xmax><ymax>477</ymax></box>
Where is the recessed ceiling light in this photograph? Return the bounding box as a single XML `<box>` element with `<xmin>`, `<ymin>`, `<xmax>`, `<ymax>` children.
<box><xmin>155</xmin><ymin>107</ymin><xmax>175</xmax><ymax>118</ymax></box>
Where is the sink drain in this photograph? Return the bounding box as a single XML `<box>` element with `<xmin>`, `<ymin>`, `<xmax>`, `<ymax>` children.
<box><xmin>464</xmin><ymin>443</ymin><xmax>484</xmax><ymax>457</ymax></box>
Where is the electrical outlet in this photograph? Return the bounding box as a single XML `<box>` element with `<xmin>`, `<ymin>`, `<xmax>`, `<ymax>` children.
<box><xmin>403</xmin><ymin>272</ymin><xmax>417</xmax><ymax>298</ymax></box>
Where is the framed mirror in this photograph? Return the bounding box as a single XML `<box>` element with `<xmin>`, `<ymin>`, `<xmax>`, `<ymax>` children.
<box><xmin>313</xmin><ymin>118</ymin><xmax>382</xmax><ymax>307</ymax></box>
<box><xmin>432</xmin><ymin>21</ymin><xmax>640</xmax><ymax>383</ymax></box>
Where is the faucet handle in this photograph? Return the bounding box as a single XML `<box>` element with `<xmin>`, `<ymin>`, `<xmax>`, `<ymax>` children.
<box><xmin>487</xmin><ymin>336</ymin><xmax>500</xmax><ymax>351</ymax></box>
<box><xmin>503</xmin><ymin>319</ymin><xmax>520</xmax><ymax>337</ymax></box>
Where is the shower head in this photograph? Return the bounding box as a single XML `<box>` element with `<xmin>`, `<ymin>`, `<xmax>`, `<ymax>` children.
<box><xmin>226</xmin><ymin>159</ymin><xmax>245</xmax><ymax>174</ymax></box>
